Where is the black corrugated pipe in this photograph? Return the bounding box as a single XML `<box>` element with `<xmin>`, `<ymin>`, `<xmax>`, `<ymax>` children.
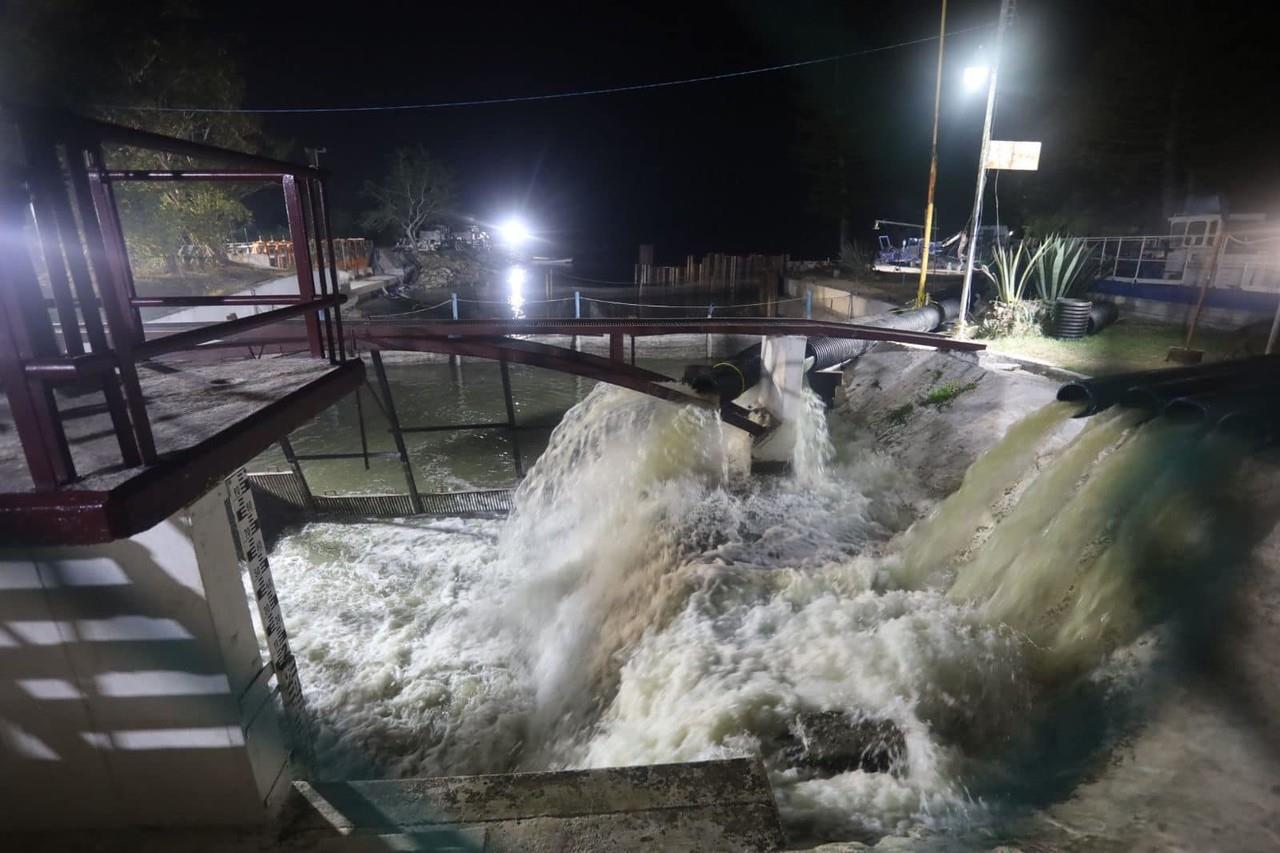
<box><xmin>807</xmin><ymin>298</ymin><xmax>960</xmax><ymax>372</ymax></box>
<box><xmin>682</xmin><ymin>299</ymin><xmax>959</xmax><ymax>401</ymax></box>
<box><xmin>1056</xmin><ymin>355</ymin><xmax>1280</xmax><ymax>416</ymax></box>
<box><xmin>1087</xmin><ymin>301</ymin><xmax>1120</xmax><ymax>335</ymax></box>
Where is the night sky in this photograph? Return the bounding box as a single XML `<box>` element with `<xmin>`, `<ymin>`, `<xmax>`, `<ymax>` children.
<box><xmin>7</xmin><ymin>0</ymin><xmax>1278</xmax><ymax>273</ymax></box>
<box><xmin>211</xmin><ymin>0</ymin><xmax>1065</xmax><ymax>267</ymax></box>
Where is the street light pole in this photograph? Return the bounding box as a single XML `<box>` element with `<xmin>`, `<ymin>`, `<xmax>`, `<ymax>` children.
<box><xmin>915</xmin><ymin>0</ymin><xmax>948</xmax><ymax>308</ymax></box>
<box><xmin>958</xmin><ymin>0</ymin><xmax>1013</xmax><ymax>329</ymax></box>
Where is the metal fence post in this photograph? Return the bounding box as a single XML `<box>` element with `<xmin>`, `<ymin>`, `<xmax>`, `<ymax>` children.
<box><xmin>805</xmin><ymin>290</ymin><xmax>813</xmax><ymax>319</ymax></box>
<box><xmin>451</xmin><ymin>292</ymin><xmax>459</xmax><ymax>320</ymax></box>
<box><xmin>370</xmin><ymin>349</ymin><xmax>424</xmax><ymax>514</ymax></box>
<box><xmin>575</xmin><ymin>290</ymin><xmax>581</xmax><ymax>319</ymax></box>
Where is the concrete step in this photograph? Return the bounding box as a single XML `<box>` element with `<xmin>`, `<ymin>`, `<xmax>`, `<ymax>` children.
<box><xmin>282</xmin><ymin>758</ymin><xmax>784</xmax><ymax>852</ymax></box>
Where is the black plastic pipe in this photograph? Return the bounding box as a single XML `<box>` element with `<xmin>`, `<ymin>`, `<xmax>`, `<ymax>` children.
<box><xmin>1056</xmin><ymin>355</ymin><xmax>1280</xmax><ymax>416</ymax></box>
<box><xmin>683</xmin><ymin>299</ymin><xmax>960</xmax><ymax>402</ymax></box>
<box><xmin>1118</xmin><ymin>369</ymin><xmax>1279</xmax><ymax>412</ymax></box>
<box><xmin>1163</xmin><ymin>387</ymin><xmax>1280</xmax><ymax>446</ymax></box>
<box><xmin>1087</xmin><ymin>301</ymin><xmax>1120</xmax><ymax>335</ymax></box>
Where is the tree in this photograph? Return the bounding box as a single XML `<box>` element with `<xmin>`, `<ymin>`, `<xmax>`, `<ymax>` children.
<box><xmin>1</xmin><ymin>1</ymin><xmax>271</xmax><ymax>272</ymax></box>
<box><xmin>361</xmin><ymin>146</ymin><xmax>454</xmax><ymax>248</ymax></box>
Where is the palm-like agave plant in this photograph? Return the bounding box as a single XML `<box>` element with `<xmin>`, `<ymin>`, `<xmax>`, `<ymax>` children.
<box><xmin>1033</xmin><ymin>235</ymin><xmax>1097</xmax><ymax>302</ymax></box>
<box><xmin>980</xmin><ymin>239</ymin><xmax>1050</xmax><ymax>304</ymax></box>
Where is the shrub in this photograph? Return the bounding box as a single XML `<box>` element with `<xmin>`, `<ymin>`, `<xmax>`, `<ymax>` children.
<box><xmin>980</xmin><ymin>240</ymin><xmax>1050</xmax><ymax>304</ymax></box>
<box><xmin>1033</xmin><ymin>235</ymin><xmax>1097</xmax><ymax>302</ymax></box>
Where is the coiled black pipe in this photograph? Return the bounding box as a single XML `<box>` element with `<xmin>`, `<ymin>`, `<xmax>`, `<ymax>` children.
<box><xmin>1056</xmin><ymin>355</ymin><xmax>1280</xmax><ymax>416</ymax></box>
<box><xmin>683</xmin><ymin>299</ymin><xmax>959</xmax><ymax>401</ymax></box>
<box><xmin>1053</xmin><ymin>298</ymin><xmax>1092</xmax><ymax>339</ymax></box>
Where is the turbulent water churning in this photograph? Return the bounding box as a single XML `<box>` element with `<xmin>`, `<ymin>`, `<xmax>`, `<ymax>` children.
<box><xmin>266</xmin><ymin>379</ymin><xmax>1261</xmax><ymax>842</ymax></box>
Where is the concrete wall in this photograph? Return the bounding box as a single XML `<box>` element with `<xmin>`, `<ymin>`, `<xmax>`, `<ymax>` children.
<box><xmin>0</xmin><ymin>483</ymin><xmax>290</xmax><ymax>829</ymax></box>
<box><xmin>784</xmin><ymin>278</ymin><xmax>895</xmax><ymax>320</ymax></box>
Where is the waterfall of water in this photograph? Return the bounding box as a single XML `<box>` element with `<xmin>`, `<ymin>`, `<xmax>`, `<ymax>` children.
<box><xmin>266</xmin><ymin>378</ymin><xmax>1265</xmax><ymax>843</ymax></box>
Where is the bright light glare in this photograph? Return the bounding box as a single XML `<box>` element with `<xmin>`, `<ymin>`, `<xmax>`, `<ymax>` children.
<box><xmin>506</xmin><ymin>266</ymin><xmax>526</xmax><ymax>316</ymax></box>
<box><xmin>498</xmin><ymin>217</ymin><xmax>532</xmax><ymax>247</ymax></box>
<box><xmin>963</xmin><ymin>65</ymin><xmax>990</xmax><ymax>93</ymax></box>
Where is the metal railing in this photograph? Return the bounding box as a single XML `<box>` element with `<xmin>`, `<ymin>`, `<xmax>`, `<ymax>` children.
<box><xmin>0</xmin><ymin>105</ymin><xmax>349</xmax><ymax>491</ymax></box>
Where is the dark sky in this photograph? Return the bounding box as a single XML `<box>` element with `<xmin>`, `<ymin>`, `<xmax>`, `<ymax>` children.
<box><xmin>213</xmin><ymin>0</ymin><xmax>1063</xmax><ymax>268</ymax></box>
<box><xmin>12</xmin><ymin>0</ymin><xmax>1274</xmax><ymax>273</ymax></box>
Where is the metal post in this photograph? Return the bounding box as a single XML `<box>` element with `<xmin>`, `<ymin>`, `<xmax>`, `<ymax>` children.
<box><xmin>315</xmin><ymin>178</ymin><xmax>346</xmax><ymax>362</ymax></box>
<box><xmin>354</xmin><ymin>386</ymin><xmax>370</xmax><ymax>470</ymax></box>
<box><xmin>916</xmin><ymin>0</ymin><xmax>948</xmax><ymax>308</ymax></box>
<box><xmin>370</xmin><ymin>349</ymin><xmax>424</xmax><ymax>513</ymax></box>
<box><xmin>499</xmin><ymin>359</ymin><xmax>524</xmax><ymax>478</ymax></box>
<box><xmin>1133</xmin><ymin>237</ymin><xmax>1147</xmax><ymax>282</ymax></box>
<box><xmin>282</xmin><ymin>174</ymin><xmax>324</xmax><ymax>358</ymax></box>
<box><xmin>575</xmin><ymin>290</ymin><xmax>581</xmax><ymax>319</ymax></box>
<box><xmin>1266</xmin><ymin>294</ymin><xmax>1280</xmax><ymax>356</ymax></box>
<box><xmin>805</xmin><ymin>290</ymin><xmax>813</xmax><ymax>319</ymax></box>
<box><xmin>451</xmin><ymin>292</ymin><xmax>459</xmax><ymax>320</ymax></box>
<box><xmin>277</xmin><ymin>435</ymin><xmax>317</xmax><ymax>514</ymax></box>
<box><xmin>958</xmin><ymin>0</ymin><xmax>1013</xmax><ymax>329</ymax></box>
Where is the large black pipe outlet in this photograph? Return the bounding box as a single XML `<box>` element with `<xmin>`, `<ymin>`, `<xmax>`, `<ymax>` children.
<box><xmin>682</xmin><ymin>299</ymin><xmax>960</xmax><ymax>404</ymax></box>
<box><xmin>1056</xmin><ymin>355</ymin><xmax>1279</xmax><ymax>416</ymax></box>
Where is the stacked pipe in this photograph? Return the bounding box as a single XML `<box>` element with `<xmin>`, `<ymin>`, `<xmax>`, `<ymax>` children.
<box><xmin>682</xmin><ymin>298</ymin><xmax>960</xmax><ymax>401</ymax></box>
<box><xmin>1056</xmin><ymin>355</ymin><xmax>1280</xmax><ymax>444</ymax></box>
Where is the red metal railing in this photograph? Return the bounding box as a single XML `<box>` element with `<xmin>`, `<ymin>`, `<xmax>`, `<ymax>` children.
<box><xmin>0</xmin><ymin>105</ymin><xmax>348</xmax><ymax>491</ymax></box>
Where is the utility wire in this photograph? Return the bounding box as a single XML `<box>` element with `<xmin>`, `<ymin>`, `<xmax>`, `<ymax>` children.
<box><xmin>107</xmin><ymin>25</ymin><xmax>991</xmax><ymax>115</ymax></box>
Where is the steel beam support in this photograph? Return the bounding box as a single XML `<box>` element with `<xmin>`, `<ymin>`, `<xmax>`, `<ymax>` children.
<box><xmin>499</xmin><ymin>359</ymin><xmax>524</xmax><ymax>478</ymax></box>
<box><xmin>283</xmin><ymin>175</ymin><xmax>324</xmax><ymax>358</ymax></box>
<box><xmin>369</xmin><ymin>350</ymin><xmax>424</xmax><ymax>513</ymax></box>
<box><xmin>277</xmin><ymin>435</ymin><xmax>317</xmax><ymax>514</ymax></box>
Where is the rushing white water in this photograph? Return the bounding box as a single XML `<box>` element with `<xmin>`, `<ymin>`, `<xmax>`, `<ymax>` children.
<box><xmin>265</xmin><ymin>378</ymin><xmax>1256</xmax><ymax>843</ymax></box>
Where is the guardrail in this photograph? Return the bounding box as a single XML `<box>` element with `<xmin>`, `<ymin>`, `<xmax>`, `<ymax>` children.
<box><xmin>0</xmin><ymin>104</ymin><xmax>348</xmax><ymax>490</ymax></box>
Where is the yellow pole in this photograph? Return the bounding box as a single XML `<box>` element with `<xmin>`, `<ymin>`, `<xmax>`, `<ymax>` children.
<box><xmin>916</xmin><ymin>0</ymin><xmax>948</xmax><ymax>308</ymax></box>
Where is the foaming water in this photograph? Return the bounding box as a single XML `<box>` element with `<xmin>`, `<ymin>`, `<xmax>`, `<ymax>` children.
<box><xmin>267</xmin><ymin>384</ymin><xmax>1258</xmax><ymax>843</ymax></box>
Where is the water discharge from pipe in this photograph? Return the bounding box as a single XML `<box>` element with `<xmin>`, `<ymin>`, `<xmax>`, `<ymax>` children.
<box><xmin>264</xmin><ymin>381</ymin><xmax>1267</xmax><ymax>843</ymax></box>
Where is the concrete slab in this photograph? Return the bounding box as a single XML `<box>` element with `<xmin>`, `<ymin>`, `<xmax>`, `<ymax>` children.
<box><xmin>286</xmin><ymin>759</ymin><xmax>783</xmax><ymax>851</ymax></box>
<box><xmin>1</xmin><ymin>759</ymin><xmax>785</xmax><ymax>852</ymax></box>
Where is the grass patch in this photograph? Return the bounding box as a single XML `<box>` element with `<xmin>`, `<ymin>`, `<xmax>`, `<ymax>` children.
<box><xmin>984</xmin><ymin>320</ymin><xmax>1244</xmax><ymax>376</ymax></box>
<box><xmin>921</xmin><ymin>381</ymin><xmax>978</xmax><ymax>408</ymax></box>
<box><xmin>883</xmin><ymin>402</ymin><xmax>915</xmax><ymax>426</ymax></box>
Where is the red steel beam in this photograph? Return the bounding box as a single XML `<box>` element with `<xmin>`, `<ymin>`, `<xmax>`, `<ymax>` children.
<box><xmin>129</xmin><ymin>295</ymin><xmax>306</xmax><ymax>307</ymax></box>
<box><xmin>3</xmin><ymin>106</ymin><xmax>323</xmax><ymax>178</ymax></box>
<box><xmin>354</xmin><ymin>317</ymin><xmax>985</xmax><ymax>350</ymax></box>
<box><xmin>0</xmin><ymin>361</ymin><xmax>365</xmax><ymax>546</ymax></box>
<box><xmin>134</xmin><ymin>295</ymin><xmax>345</xmax><ymax>359</ymax></box>
<box><xmin>365</xmin><ymin>334</ymin><xmax>764</xmax><ymax>435</ymax></box>
<box><xmin>106</xmin><ymin>170</ymin><xmax>288</xmax><ymax>181</ymax></box>
<box><xmin>283</xmin><ymin>174</ymin><xmax>324</xmax><ymax>358</ymax></box>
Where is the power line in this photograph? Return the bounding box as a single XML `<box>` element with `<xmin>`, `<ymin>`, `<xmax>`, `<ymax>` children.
<box><xmin>107</xmin><ymin>25</ymin><xmax>991</xmax><ymax>115</ymax></box>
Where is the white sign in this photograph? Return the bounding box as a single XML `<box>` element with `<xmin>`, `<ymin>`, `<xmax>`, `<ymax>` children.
<box><xmin>985</xmin><ymin>140</ymin><xmax>1041</xmax><ymax>171</ymax></box>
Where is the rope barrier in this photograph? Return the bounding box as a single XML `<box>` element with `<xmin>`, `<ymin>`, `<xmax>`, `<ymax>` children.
<box><xmin>372</xmin><ymin>298</ymin><xmax>454</xmax><ymax>318</ymax></box>
<box><xmin>581</xmin><ymin>296</ymin><xmax>804</xmax><ymax>309</ymax></box>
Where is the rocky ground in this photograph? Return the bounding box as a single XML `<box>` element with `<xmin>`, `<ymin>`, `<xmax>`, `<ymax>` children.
<box><xmin>372</xmin><ymin>246</ymin><xmax>493</xmax><ymax>290</ymax></box>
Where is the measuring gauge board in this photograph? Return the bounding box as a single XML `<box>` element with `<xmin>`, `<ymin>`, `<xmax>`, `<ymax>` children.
<box><xmin>226</xmin><ymin>468</ymin><xmax>313</xmax><ymax>766</ymax></box>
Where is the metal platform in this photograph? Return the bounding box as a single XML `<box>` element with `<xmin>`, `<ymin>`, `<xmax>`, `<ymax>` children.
<box><xmin>0</xmin><ymin>357</ymin><xmax>363</xmax><ymax>545</ymax></box>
